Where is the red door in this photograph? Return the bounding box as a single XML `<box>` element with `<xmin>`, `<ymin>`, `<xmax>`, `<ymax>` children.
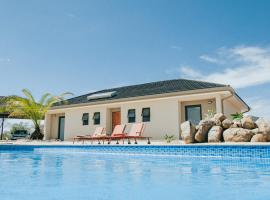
<box><xmin>112</xmin><ymin>111</ymin><xmax>121</xmax><ymax>131</ymax></box>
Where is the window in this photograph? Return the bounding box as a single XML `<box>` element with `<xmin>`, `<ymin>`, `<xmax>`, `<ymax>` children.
<box><xmin>142</xmin><ymin>108</ymin><xmax>150</xmax><ymax>122</ymax></box>
<box><xmin>128</xmin><ymin>109</ymin><xmax>136</xmax><ymax>123</ymax></box>
<box><xmin>185</xmin><ymin>105</ymin><xmax>202</xmax><ymax>125</ymax></box>
<box><xmin>82</xmin><ymin>113</ymin><xmax>89</xmax><ymax>126</ymax></box>
<box><xmin>93</xmin><ymin>112</ymin><xmax>100</xmax><ymax>125</ymax></box>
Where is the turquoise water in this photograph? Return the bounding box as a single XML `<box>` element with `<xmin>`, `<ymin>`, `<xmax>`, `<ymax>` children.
<box><xmin>0</xmin><ymin>146</ymin><xmax>270</xmax><ymax>200</ymax></box>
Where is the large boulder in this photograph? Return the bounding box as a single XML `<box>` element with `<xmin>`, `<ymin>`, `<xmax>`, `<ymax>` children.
<box><xmin>180</xmin><ymin>121</ymin><xmax>196</xmax><ymax>144</ymax></box>
<box><xmin>250</xmin><ymin>134</ymin><xmax>268</xmax><ymax>143</ymax></box>
<box><xmin>241</xmin><ymin>116</ymin><xmax>257</xmax><ymax>129</ymax></box>
<box><xmin>231</xmin><ymin>120</ymin><xmax>242</xmax><ymax>128</ymax></box>
<box><xmin>212</xmin><ymin>113</ymin><xmax>226</xmax><ymax>122</ymax></box>
<box><xmin>256</xmin><ymin>118</ymin><xmax>270</xmax><ymax>141</ymax></box>
<box><xmin>256</xmin><ymin>118</ymin><xmax>270</xmax><ymax>133</ymax></box>
<box><xmin>195</xmin><ymin>120</ymin><xmax>215</xmax><ymax>142</ymax></box>
<box><xmin>222</xmin><ymin>119</ymin><xmax>233</xmax><ymax>129</ymax></box>
<box><xmin>208</xmin><ymin>126</ymin><xmax>223</xmax><ymax>143</ymax></box>
<box><xmin>223</xmin><ymin>128</ymin><xmax>254</xmax><ymax>142</ymax></box>
<box><xmin>251</xmin><ymin>128</ymin><xmax>259</xmax><ymax>135</ymax></box>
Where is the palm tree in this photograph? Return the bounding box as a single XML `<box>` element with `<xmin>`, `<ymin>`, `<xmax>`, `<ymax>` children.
<box><xmin>0</xmin><ymin>89</ymin><xmax>72</xmax><ymax>140</ymax></box>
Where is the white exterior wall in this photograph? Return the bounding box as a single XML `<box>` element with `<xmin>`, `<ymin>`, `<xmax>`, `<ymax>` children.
<box><xmin>64</xmin><ymin>107</ymin><xmax>107</xmax><ymax>140</ymax></box>
<box><xmin>47</xmin><ymin>98</ymin><xmax>180</xmax><ymax>140</ymax></box>
<box><xmin>121</xmin><ymin>98</ymin><xmax>180</xmax><ymax>140</ymax></box>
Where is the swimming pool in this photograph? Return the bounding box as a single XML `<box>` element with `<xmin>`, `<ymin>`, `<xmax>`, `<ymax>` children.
<box><xmin>0</xmin><ymin>145</ymin><xmax>270</xmax><ymax>200</ymax></box>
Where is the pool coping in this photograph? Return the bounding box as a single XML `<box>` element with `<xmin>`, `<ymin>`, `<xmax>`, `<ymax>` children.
<box><xmin>1</xmin><ymin>142</ymin><xmax>270</xmax><ymax>148</ymax></box>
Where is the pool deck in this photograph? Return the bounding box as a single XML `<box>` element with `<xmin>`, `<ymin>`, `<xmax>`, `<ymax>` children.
<box><xmin>1</xmin><ymin>139</ymin><xmax>270</xmax><ymax>146</ymax></box>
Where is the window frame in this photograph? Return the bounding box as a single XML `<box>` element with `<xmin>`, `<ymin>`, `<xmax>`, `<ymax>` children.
<box><xmin>142</xmin><ymin>107</ymin><xmax>151</xmax><ymax>122</ymax></box>
<box><xmin>93</xmin><ymin>112</ymin><xmax>101</xmax><ymax>125</ymax></box>
<box><xmin>185</xmin><ymin>104</ymin><xmax>202</xmax><ymax>125</ymax></box>
<box><xmin>127</xmin><ymin>109</ymin><xmax>136</xmax><ymax>123</ymax></box>
<box><xmin>82</xmin><ymin>113</ymin><xmax>89</xmax><ymax>126</ymax></box>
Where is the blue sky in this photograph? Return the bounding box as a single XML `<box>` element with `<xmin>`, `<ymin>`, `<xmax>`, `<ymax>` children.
<box><xmin>0</xmin><ymin>0</ymin><xmax>270</xmax><ymax>118</ymax></box>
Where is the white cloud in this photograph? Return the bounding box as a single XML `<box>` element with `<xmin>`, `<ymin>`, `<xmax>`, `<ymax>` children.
<box><xmin>199</xmin><ymin>55</ymin><xmax>221</xmax><ymax>64</ymax></box>
<box><xmin>179</xmin><ymin>66</ymin><xmax>201</xmax><ymax>78</ymax></box>
<box><xmin>0</xmin><ymin>58</ymin><xmax>11</xmax><ymax>63</ymax></box>
<box><xmin>66</xmin><ymin>13</ymin><xmax>77</xmax><ymax>19</ymax></box>
<box><xmin>170</xmin><ymin>45</ymin><xmax>182</xmax><ymax>51</ymax></box>
<box><xmin>245</xmin><ymin>97</ymin><xmax>270</xmax><ymax>120</ymax></box>
<box><xmin>179</xmin><ymin>46</ymin><xmax>270</xmax><ymax>88</ymax></box>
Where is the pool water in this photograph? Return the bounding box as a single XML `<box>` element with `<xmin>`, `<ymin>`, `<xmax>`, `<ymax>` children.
<box><xmin>0</xmin><ymin>146</ymin><xmax>270</xmax><ymax>200</ymax></box>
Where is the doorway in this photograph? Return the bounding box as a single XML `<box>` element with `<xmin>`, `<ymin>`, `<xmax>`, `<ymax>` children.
<box><xmin>58</xmin><ymin>116</ymin><xmax>65</xmax><ymax>141</ymax></box>
<box><xmin>112</xmin><ymin>111</ymin><xmax>121</xmax><ymax>131</ymax></box>
<box><xmin>185</xmin><ymin>105</ymin><xmax>202</xmax><ymax>125</ymax></box>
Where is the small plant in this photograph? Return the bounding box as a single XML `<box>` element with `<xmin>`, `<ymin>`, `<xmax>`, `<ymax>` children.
<box><xmin>231</xmin><ymin>112</ymin><xmax>243</xmax><ymax>121</ymax></box>
<box><xmin>164</xmin><ymin>134</ymin><xmax>174</xmax><ymax>143</ymax></box>
<box><xmin>204</xmin><ymin>109</ymin><xmax>216</xmax><ymax>120</ymax></box>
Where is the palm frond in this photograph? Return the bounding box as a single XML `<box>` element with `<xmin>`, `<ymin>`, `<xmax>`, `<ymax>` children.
<box><xmin>39</xmin><ymin>93</ymin><xmax>52</xmax><ymax>105</ymax></box>
<box><xmin>22</xmin><ymin>89</ymin><xmax>36</xmax><ymax>102</ymax></box>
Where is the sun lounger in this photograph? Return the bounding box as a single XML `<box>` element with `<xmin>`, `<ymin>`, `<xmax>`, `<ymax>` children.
<box><xmin>107</xmin><ymin>124</ymin><xmax>127</xmax><ymax>144</ymax></box>
<box><xmin>73</xmin><ymin>127</ymin><xmax>105</xmax><ymax>144</ymax></box>
<box><xmin>108</xmin><ymin>123</ymin><xmax>151</xmax><ymax>144</ymax></box>
<box><xmin>81</xmin><ymin>125</ymin><xmax>127</xmax><ymax>144</ymax></box>
<box><xmin>124</xmin><ymin>123</ymin><xmax>151</xmax><ymax>144</ymax></box>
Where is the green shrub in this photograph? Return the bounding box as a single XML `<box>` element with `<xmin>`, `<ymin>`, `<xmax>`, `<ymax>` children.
<box><xmin>9</xmin><ymin>123</ymin><xmax>30</xmax><ymax>135</ymax></box>
<box><xmin>164</xmin><ymin>134</ymin><xmax>175</xmax><ymax>143</ymax></box>
<box><xmin>231</xmin><ymin>112</ymin><xmax>244</xmax><ymax>121</ymax></box>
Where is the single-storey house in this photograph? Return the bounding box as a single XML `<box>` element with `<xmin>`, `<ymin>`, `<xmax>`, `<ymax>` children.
<box><xmin>44</xmin><ymin>79</ymin><xmax>250</xmax><ymax>141</ymax></box>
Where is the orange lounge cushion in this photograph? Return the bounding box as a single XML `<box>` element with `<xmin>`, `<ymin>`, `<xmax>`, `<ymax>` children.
<box><xmin>111</xmin><ymin>133</ymin><xmax>126</xmax><ymax>137</ymax></box>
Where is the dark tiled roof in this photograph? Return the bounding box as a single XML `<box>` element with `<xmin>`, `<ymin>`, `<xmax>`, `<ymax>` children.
<box><xmin>55</xmin><ymin>79</ymin><xmax>228</xmax><ymax>107</ymax></box>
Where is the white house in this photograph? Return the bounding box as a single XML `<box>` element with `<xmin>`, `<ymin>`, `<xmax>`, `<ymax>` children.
<box><xmin>44</xmin><ymin>79</ymin><xmax>249</xmax><ymax>141</ymax></box>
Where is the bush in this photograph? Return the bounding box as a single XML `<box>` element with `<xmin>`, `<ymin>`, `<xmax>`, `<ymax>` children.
<box><xmin>231</xmin><ymin>112</ymin><xmax>244</xmax><ymax>121</ymax></box>
<box><xmin>164</xmin><ymin>134</ymin><xmax>175</xmax><ymax>143</ymax></box>
<box><xmin>9</xmin><ymin>122</ymin><xmax>30</xmax><ymax>135</ymax></box>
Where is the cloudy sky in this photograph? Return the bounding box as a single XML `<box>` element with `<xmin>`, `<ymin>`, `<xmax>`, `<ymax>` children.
<box><xmin>0</xmin><ymin>0</ymin><xmax>270</xmax><ymax>119</ymax></box>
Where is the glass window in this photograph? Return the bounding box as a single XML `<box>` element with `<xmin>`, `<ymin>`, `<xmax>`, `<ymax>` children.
<box><xmin>142</xmin><ymin>108</ymin><xmax>150</xmax><ymax>122</ymax></box>
<box><xmin>82</xmin><ymin>113</ymin><xmax>89</xmax><ymax>126</ymax></box>
<box><xmin>93</xmin><ymin>112</ymin><xmax>100</xmax><ymax>125</ymax></box>
<box><xmin>185</xmin><ymin>105</ymin><xmax>202</xmax><ymax>125</ymax></box>
<box><xmin>128</xmin><ymin>109</ymin><xmax>136</xmax><ymax>123</ymax></box>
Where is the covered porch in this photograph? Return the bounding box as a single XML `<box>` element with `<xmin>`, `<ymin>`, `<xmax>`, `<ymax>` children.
<box><xmin>178</xmin><ymin>90</ymin><xmax>249</xmax><ymax>125</ymax></box>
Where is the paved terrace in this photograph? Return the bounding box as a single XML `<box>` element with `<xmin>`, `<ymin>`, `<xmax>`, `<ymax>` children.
<box><xmin>1</xmin><ymin>139</ymin><xmax>270</xmax><ymax>146</ymax></box>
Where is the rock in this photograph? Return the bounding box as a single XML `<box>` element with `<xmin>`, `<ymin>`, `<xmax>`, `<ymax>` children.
<box><xmin>223</xmin><ymin>128</ymin><xmax>254</xmax><ymax>142</ymax></box>
<box><xmin>231</xmin><ymin>120</ymin><xmax>242</xmax><ymax>128</ymax></box>
<box><xmin>214</xmin><ymin>120</ymin><xmax>222</xmax><ymax>126</ymax></box>
<box><xmin>208</xmin><ymin>126</ymin><xmax>223</xmax><ymax>143</ymax></box>
<box><xmin>250</xmin><ymin>134</ymin><xmax>268</xmax><ymax>142</ymax></box>
<box><xmin>212</xmin><ymin>113</ymin><xmax>226</xmax><ymax>122</ymax></box>
<box><xmin>256</xmin><ymin>118</ymin><xmax>270</xmax><ymax>134</ymax></box>
<box><xmin>180</xmin><ymin>121</ymin><xmax>196</xmax><ymax>144</ymax></box>
<box><xmin>241</xmin><ymin>116</ymin><xmax>256</xmax><ymax>129</ymax></box>
<box><xmin>251</xmin><ymin>128</ymin><xmax>259</xmax><ymax>135</ymax></box>
<box><xmin>222</xmin><ymin>119</ymin><xmax>233</xmax><ymax>129</ymax></box>
<box><xmin>195</xmin><ymin>120</ymin><xmax>215</xmax><ymax>142</ymax></box>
